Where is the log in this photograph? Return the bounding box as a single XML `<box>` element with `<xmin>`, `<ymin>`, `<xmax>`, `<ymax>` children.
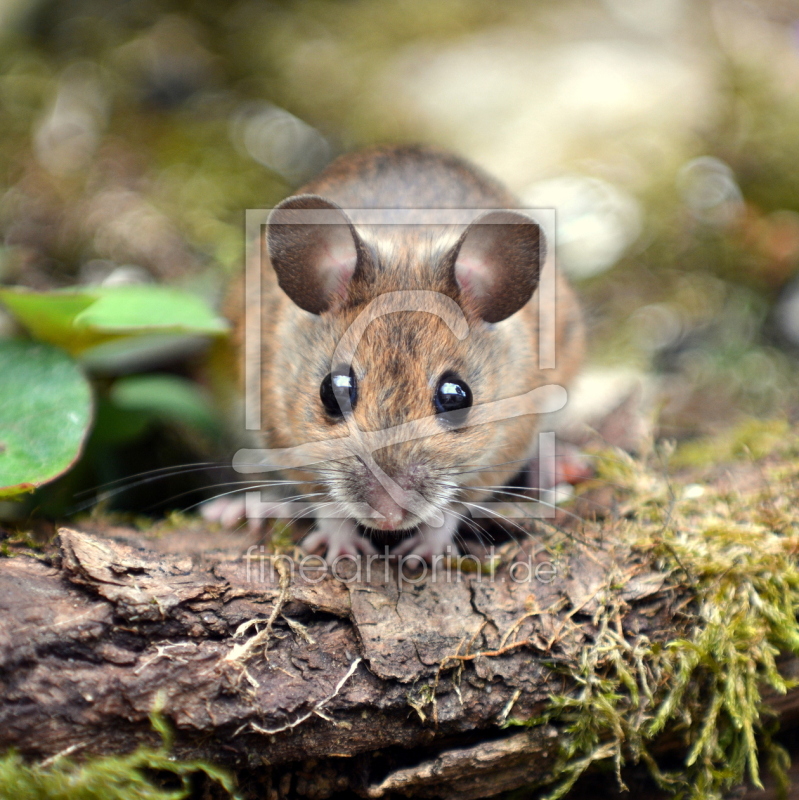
<box><xmin>0</xmin><ymin>524</ymin><xmax>792</xmax><ymax>799</ymax></box>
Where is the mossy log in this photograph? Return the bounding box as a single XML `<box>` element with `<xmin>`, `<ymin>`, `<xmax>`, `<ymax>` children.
<box><xmin>0</xmin><ymin>522</ymin><xmax>687</xmax><ymax>799</ymax></box>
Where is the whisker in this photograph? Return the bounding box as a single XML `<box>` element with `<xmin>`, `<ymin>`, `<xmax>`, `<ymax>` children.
<box><xmin>477</xmin><ymin>488</ymin><xmax>589</xmax><ymax>526</ymax></box>
<box><xmin>68</xmin><ymin>476</ymin><xmax>313</xmax><ymax>515</ymax></box>
<box><xmin>286</xmin><ymin>500</ymin><xmax>337</xmax><ymax>531</ymax></box>
<box><xmin>445</xmin><ymin>457</ymin><xmax>532</xmax><ymax>477</ymax></box>
<box><xmin>162</xmin><ymin>483</ymin><xmax>326</xmax><ymax>515</ymax></box>
<box><xmin>182</xmin><ymin>488</ymin><xmax>327</xmax><ymax>516</ymax></box>
<box><xmin>459</xmin><ymin>500</ymin><xmax>537</xmax><ymax>540</ymax></box>
<box><xmin>74</xmin><ymin>461</ymin><xmax>233</xmax><ymax>498</ymax></box>
<box><xmin>448</xmin><ymin>507</ymin><xmax>494</xmax><ymax>550</ymax></box>
<box><xmin>466</xmin><ymin>494</ymin><xmax>596</xmax><ymax>548</ymax></box>
<box><xmin>478</xmin><ymin>483</ymin><xmax>618</xmax><ymax>519</ymax></box>
<box><xmin>450</xmin><ymin>450</ymin><xmax>651</xmax><ymax>483</ymax></box>
<box><xmin>233</xmin><ymin>498</ymin><xmax>330</xmax><ymax>536</ymax></box>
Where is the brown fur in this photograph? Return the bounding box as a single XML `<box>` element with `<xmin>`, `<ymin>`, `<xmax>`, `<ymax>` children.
<box><xmin>238</xmin><ymin>145</ymin><xmax>584</xmax><ymax>538</ymax></box>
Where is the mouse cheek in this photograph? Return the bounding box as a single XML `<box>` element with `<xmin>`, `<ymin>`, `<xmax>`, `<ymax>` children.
<box><xmin>428</xmin><ymin>429</ymin><xmax>489</xmax><ymax>482</ymax></box>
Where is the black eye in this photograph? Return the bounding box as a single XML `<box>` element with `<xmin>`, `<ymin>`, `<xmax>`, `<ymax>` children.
<box><xmin>320</xmin><ymin>367</ymin><xmax>357</xmax><ymax>418</ymax></box>
<box><xmin>434</xmin><ymin>373</ymin><xmax>472</xmax><ymax>426</ymax></box>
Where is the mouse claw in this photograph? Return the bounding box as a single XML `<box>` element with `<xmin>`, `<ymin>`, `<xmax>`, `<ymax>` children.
<box><xmin>302</xmin><ymin>519</ymin><xmax>377</xmax><ymax>562</ymax></box>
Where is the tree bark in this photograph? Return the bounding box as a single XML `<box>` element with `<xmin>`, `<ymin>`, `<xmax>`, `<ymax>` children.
<box><xmin>0</xmin><ymin>524</ymin><xmax>788</xmax><ymax>799</ymax></box>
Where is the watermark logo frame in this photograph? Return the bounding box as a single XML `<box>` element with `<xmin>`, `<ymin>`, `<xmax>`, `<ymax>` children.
<box><xmin>237</xmin><ymin>207</ymin><xmax>564</xmax><ymax>523</ymax></box>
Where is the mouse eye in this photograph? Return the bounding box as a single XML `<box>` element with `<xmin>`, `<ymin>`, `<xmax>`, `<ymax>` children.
<box><xmin>320</xmin><ymin>367</ymin><xmax>357</xmax><ymax>418</ymax></box>
<box><xmin>434</xmin><ymin>373</ymin><xmax>472</xmax><ymax>426</ymax></box>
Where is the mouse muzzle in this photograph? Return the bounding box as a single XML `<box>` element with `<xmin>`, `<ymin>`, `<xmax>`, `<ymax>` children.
<box><xmin>344</xmin><ymin>454</ymin><xmax>449</xmax><ymax>532</ymax></box>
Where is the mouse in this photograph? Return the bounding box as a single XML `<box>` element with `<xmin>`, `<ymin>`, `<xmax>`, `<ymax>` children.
<box><xmin>203</xmin><ymin>145</ymin><xmax>584</xmax><ymax>561</ymax></box>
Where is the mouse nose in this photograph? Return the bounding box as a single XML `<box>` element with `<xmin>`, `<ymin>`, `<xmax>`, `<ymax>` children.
<box><xmin>366</xmin><ymin>484</ymin><xmax>408</xmax><ymax>531</ymax></box>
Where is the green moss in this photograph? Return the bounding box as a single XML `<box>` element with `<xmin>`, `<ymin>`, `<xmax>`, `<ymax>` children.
<box><xmin>0</xmin><ymin>718</ymin><xmax>237</xmax><ymax>800</ymax></box>
<box><xmin>512</xmin><ymin>436</ymin><xmax>799</xmax><ymax>799</ymax></box>
<box><xmin>671</xmin><ymin>417</ymin><xmax>791</xmax><ymax>469</ymax></box>
<box><xmin>267</xmin><ymin>521</ymin><xmax>296</xmax><ymax>552</ymax></box>
<box><xmin>0</xmin><ymin>529</ymin><xmax>48</xmax><ymax>558</ymax></box>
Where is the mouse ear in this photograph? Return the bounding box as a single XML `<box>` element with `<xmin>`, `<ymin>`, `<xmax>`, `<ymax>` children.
<box><xmin>446</xmin><ymin>210</ymin><xmax>545</xmax><ymax>323</ymax></box>
<box><xmin>266</xmin><ymin>194</ymin><xmax>372</xmax><ymax>315</ymax></box>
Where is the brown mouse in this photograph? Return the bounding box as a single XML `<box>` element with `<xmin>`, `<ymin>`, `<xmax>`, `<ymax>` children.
<box><xmin>205</xmin><ymin>145</ymin><xmax>583</xmax><ymax>560</ymax></box>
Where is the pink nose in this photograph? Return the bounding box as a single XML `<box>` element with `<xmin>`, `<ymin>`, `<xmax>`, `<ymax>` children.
<box><xmin>367</xmin><ymin>485</ymin><xmax>408</xmax><ymax>530</ymax></box>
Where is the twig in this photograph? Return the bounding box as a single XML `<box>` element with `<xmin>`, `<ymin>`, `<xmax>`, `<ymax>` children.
<box><xmin>39</xmin><ymin>742</ymin><xmax>85</xmax><ymax>768</ymax></box>
<box><xmin>249</xmin><ymin>658</ymin><xmax>362</xmax><ymax>736</ymax></box>
<box><xmin>225</xmin><ymin>558</ymin><xmax>292</xmax><ymax>664</ymax></box>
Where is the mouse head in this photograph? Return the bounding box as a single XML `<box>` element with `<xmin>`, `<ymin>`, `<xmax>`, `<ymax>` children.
<box><xmin>265</xmin><ymin>195</ymin><xmax>545</xmax><ymax>531</ymax></box>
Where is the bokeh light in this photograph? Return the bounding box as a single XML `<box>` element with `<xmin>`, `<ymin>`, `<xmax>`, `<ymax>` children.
<box><xmin>0</xmin><ymin>0</ymin><xmax>797</xmax><ymax>445</ymax></box>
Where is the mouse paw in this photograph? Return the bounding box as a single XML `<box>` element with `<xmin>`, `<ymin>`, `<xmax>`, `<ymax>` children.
<box><xmin>528</xmin><ymin>440</ymin><xmax>593</xmax><ymax>490</ymax></box>
<box><xmin>302</xmin><ymin>519</ymin><xmax>377</xmax><ymax>561</ymax></box>
<box><xmin>391</xmin><ymin>510</ymin><xmax>459</xmax><ymax>561</ymax></box>
<box><xmin>201</xmin><ymin>493</ymin><xmax>293</xmax><ymax>532</ymax></box>
<box><xmin>201</xmin><ymin>495</ymin><xmax>254</xmax><ymax>529</ymax></box>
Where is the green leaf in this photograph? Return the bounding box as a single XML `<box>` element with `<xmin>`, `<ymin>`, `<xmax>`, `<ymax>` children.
<box><xmin>110</xmin><ymin>374</ymin><xmax>220</xmax><ymax>435</ymax></box>
<box><xmin>73</xmin><ymin>285</ymin><xmax>229</xmax><ymax>335</ymax></box>
<box><xmin>0</xmin><ymin>339</ymin><xmax>93</xmax><ymax>499</ymax></box>
<box><xmin>0</xmin><ymin>291</ymin><xmax>102</xmax><ymax>355</ymax></box>
<box><xmin>91</xmin><ymin>398</ymin><xmax>152</xmax><ymax>446</ymax></box>
<box><xmin>0</xmin><ymin>286</ymin><xmax>229</xmax><ymax>357</ymax></box>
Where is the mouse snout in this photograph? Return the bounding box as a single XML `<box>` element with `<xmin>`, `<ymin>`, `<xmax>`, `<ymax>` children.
<box><xmin>366</xmin><ymin>483</ymin><xmax>409</xmax><ymax>530</ymax></box>
<box><xmin>359</xmin><ymin>463</ymin><xmax>430</xmax><ymax>531</ymax></box>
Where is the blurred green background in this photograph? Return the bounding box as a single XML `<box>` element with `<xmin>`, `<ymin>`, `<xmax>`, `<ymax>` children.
<box><xmin>1</xmin><ymin>0</ymin><xmax>799</xmax><ymax>519</ymax></box>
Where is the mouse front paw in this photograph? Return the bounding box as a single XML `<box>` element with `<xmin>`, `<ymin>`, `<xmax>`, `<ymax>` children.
<box><xmin>201</xmin><ymin>495</ymin><xmax>253</xmax><ymax>529</ymax></box>
<box><xmin>301</xmin><ymin>518</ymin><xmax>377</xmax><ymax>561</ymax></box>
<box><xmin>201</xmin><ymin>493</ymin><xmax>293</xmax><ymax>532</ymax></box>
